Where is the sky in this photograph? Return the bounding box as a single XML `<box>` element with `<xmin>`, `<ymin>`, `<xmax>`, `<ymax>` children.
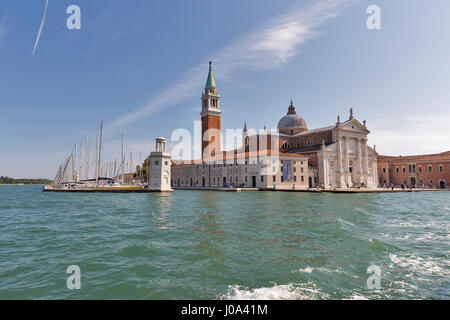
<box><xmin>1</xmin><ymin>0</ymin><xmax>449</xmax><ymax>179</ymax></box>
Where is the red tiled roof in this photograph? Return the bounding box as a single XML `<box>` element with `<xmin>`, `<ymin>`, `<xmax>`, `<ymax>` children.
<box><xmin>378</xmin><ymin>151</ymin><xmax>450</xmax><ymax>163</ymax></box>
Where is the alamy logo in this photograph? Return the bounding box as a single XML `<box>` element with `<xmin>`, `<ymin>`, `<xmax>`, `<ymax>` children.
<box><xmin>366</xmin><ymin>5</ymin><xmax>381</xmax><ymax>30</ymax></box>
<box><xmin>366</xmin><ymin>265</ymin><xmax>381</xmax><ymax>290</ymax></box>
<box><xmin>66</xmin><ymin>5</ymin><xmax>81</xmax><ymax>30</ymax></box>
<box><xmin>66</xmin><ymin>265</ymin><xmax>81</xmax><ymax>289</ymax></box>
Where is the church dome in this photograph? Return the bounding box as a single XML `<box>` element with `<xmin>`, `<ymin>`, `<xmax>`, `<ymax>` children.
<box><xmin>277</xmin><ymin>101</ymin><xmax>307</xmax><ymax>133</ymax></box>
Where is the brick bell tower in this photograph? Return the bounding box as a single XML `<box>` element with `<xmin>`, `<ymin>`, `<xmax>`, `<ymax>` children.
<box><xmin>201</xmin><ymin>61</ymin><xmax>221</xmax><ymax>158</ymax></box>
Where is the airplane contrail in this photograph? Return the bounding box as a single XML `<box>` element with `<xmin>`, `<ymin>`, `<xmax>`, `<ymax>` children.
<box><xmin>32</xmin><ymin>0</ymin><xmax>49</xmax><ymax>55</ymax></box>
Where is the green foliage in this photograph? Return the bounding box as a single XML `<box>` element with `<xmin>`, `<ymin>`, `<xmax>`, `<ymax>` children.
<box><xmin>0</xmin><ymin>176</ymin><xmax>53</xmax><ymax>185</ymax></box>
<box><xmin>134</xmin><ymin>156</ymin><xmax>150</xmax><ymax>182</ymax></box>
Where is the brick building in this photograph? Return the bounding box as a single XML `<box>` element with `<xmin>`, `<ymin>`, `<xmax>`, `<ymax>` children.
<box><xmin>377</xmin><ymin>151</ymin><xmax>450</xmax><ymax>188</ymax></box>
<box><xmin>170</xmin><ymin>62</ymin><xmax>379</xmax><ymax>189</ymax></box>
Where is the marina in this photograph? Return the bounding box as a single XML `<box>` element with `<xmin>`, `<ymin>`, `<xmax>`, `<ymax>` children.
<box><xmin>45</xmin><ymin>121</ymin><xmax>149</xmax><ymax>193</ymax></box>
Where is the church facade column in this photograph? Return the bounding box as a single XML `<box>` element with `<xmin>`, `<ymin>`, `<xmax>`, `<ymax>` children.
<box><xmin>321</xmin><ymin>154</ymin><xmax>329</xmax><ymax>188</ymax></box>
<box><xmin>344</xmin><ymin>136</ymin><xmax>350</xmax><ymax>187</ymax></box>
<box><xmin>357</xmin><ymin>138</ymin><xmax>363</xmax><ymax>183</ymax></box>
<box><xmin>363</xmin><ymin>138</ymin><xmax>369</xmax><ymax>185</ymax></box>
<box><xmin>336</xmin><ymin>134</ymin><xmax>343</xmax><ymax>188</ymax></box>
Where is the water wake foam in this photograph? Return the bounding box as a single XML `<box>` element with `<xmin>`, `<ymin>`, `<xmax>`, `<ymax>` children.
<box><xmin>222</xmin><ymin>282</ymin><xmax>328</xmax><ymax>300</ymax></box>
<box><xmin>389</xmin><ymin>253</ymin><xmax>448</xmax><ymax>277</ymax></box>
<box><xmin>292</xmin><ymin>267</ymin><xmax>343</xmax><ymax>274</ymax></box>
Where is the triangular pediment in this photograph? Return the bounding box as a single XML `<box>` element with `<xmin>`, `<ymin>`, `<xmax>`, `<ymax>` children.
<box><xmin>337</xmin><ymin>118</ymin><xmax>370</xmax><ymax>134</ymax></box>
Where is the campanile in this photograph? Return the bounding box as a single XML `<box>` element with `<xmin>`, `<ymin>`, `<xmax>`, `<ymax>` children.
<box><xmin>201</xmin><ymin>62</ymin><xmax>221</xmax><ymax>158</ymax></box>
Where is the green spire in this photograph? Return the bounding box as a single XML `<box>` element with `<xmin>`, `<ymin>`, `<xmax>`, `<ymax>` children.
<box><xmin>205</xmin><ymin>61</ymin><xmax>216</xmax><ymax>89</ymax></box>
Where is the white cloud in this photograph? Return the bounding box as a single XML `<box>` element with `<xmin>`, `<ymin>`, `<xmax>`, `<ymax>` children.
<box><xmin>105</xmin><ymin>0</ymin><xmax>355</xmax><ymax>135</ymax></box>
<box><xmin>370</xmin><ymin>113</ymin><xmax>450</xmax><ymax>156</ymax></box>
<box><xmin>32</xmin><ymin>0</ymin><xmax>49</xmax><ymax>56</ymax></box>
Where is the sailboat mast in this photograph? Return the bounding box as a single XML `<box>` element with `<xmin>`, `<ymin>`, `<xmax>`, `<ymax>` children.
<box><xmin>86</xmin><ymin>136</ymin><xmax>90</xmax><ymax>180</ymax></box>
<box><xmin>130</xmin><ymin>151</ymin><xmax>133</xmax><ymax>175</ymax></box>
<box><xmin>139</xmin><ymin>151</ymin><xmax>142</xmax><ymax>182</ymax></box>
<box><xmin>95</xmin><ymin>134</ymin><xmax>99</xmax><ymax>183</ymax></box>
<box><xmin>79</xmin><ymin>143</ymin><xmax>83</xmax><ymax>182</ymax></box>
<box><xmin>96</xmin><ymin>121</ymin><xmax>103</xmax><ymax>185</ymax></box>
<box><xmin>121</xmin><ymin>134</ymin><xmax>125</xmax><ymax>184</ymax></box>
<box><xmin>72</xmin><ymin>143</ymin><xmax>77</xmax><ymax>182</ymax></box>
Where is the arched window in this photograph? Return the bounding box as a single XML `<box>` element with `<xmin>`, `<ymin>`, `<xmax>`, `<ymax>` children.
<box><xmin>282</xmin><ymin>142</ymin><xmax>290</xmax><ymax>149</ymax></box>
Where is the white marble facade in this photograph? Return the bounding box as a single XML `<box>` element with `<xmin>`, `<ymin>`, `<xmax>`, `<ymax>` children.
<box><xmin>317</xmin><ymin>119</ymin><xmax>378</xmax><ymax>188</ymax></box>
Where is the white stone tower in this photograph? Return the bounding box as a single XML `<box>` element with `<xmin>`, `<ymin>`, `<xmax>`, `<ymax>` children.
<box><xmin>148</xmin><ymin>137</ymin><xmax>172</xmax><ymax>192</ymax></box>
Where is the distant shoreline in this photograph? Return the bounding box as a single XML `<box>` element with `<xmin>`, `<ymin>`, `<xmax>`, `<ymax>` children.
<box><xmin>0</xmin><ymin>176</ymin><xmax>52</xmax><ymax>185</ymax></box>
<box><xmin>0</xmin><ymin>183</ymin><xmax>48</xmax><ymax>186</ymax></box>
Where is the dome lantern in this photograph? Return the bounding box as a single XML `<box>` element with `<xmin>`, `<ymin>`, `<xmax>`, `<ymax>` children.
<box><xmin>277</xmin><ymin>100</ymin><xmax>308</xmax><ymax>135</ymax></box>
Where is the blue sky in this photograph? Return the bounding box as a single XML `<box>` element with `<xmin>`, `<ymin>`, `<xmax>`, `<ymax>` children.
<box><xmin>1</xmin><ymin>0</ymin><xmax>450</xmax><ymax>178</ymax></box>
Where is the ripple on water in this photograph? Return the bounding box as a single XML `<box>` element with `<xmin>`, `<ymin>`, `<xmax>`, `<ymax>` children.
<box><xmin>0</xmin><ymin>186</ymin><xmax>448</xmax><ymax>299</ymax></box>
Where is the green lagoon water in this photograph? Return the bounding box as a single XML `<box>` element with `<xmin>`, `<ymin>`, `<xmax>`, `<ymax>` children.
<box><xmin>0</xmin><ymin>185</ymin><xmax>448</xmax><ymax>299</ymax></box>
